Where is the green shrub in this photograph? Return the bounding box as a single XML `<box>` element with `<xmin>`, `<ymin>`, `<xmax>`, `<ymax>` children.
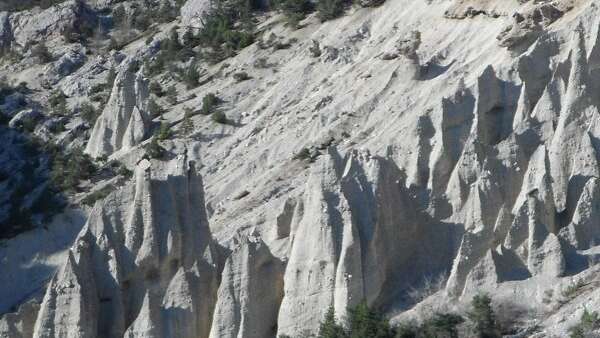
<box><xmin>183</xmin><ymin>65</ymin><xmax>200</xmax><ymax>89</ymax></box>
<box><xmin>421</xmin><ymin>313</ymin><xmax>464</xmax><ymax>338</ymax></box>
<box><xmin>144</xmin><ymin>135</ymin><xmax>165</xmax><ymax>159</ymax></box>
<box><xmin>197</xmin><ymin>2</ymin><xmax>255</xmax><ymax>63</ymax></box>
<box><xmin>147</xmin><ymin>97</ymin><xmax>164</xmax><ymax>118</ymax></box>
<box><xmin>317</xmin><ymin>0</ymin><xmax>348</xmax><ymax>22</ymax></box>
<box><xmin>570</xmin><ymin>309</ymin><xmax>600</xmax><ymax>338</ymax></box>
<box><xmin>211</xmin><ymin>111</ymin><xmax>228</xmax><ymax>124</ymax></box>
<box><xmin>49</xmin><ymin>90</ymin><xmax>68</xmax><ymax>116</ymax></box>
<box><xmin>79</xmin><ymin>101</ymin><xmax>98</xmax><ymax>125</ymax></box>
<box><xmin>233</xmin><ymin>71</ymin><xmax>250</xmax><ymax>82</ymax></box>
<box><xmin>166</xmin><ymin>85</ymin><xmax>178</xmax><ymax>104</ymax></box>
<box><xmin>0</xmin><ymin>0</ymin><xmax>66</xmax><ymax>11</ymax></box>
<box><xmin>31</xmin><ymin>42</ymin><xmax>52</xmax><ymax>63</ymax></box>
<box><xmin>274</xmin><ymin>0</ymin><xmax>313</xmax><ymax>27</ymax></box>
<box><xmin>149</xmin><ymin>81</ymin><xmax>164</xmax><ymax>96</ymax></box>
<box><xmin>201</xmin><ymin>93</ymin><xmax>219</xmax><ymax>115</ymax></box>
<box><xmin>81</xmin><ymin>185</ymin><xmax>113</xmax><ymax>206</ymax></box>
<box><xmin>467</xmin><ymin>294</ymin><xmax>500</xmax><ymax>338</ymax></box>
<box><xmin>50</xmin><ymin>147</ymin><xmax>97</xmax><ymax>193</ymax></box>
<box><xmin>157</xmin><ymin>121</ymin><xmax>171</xmax><ymax>140</ymax></box>
<box><xmin>347</xmin><ymin>302</ymin><xmax>394</xmax><ymax>338</ymax></box>
<box><xmin>318</xmin><ymin>306</ymin><xmax>346</xmax><ymax>338</ymax></box>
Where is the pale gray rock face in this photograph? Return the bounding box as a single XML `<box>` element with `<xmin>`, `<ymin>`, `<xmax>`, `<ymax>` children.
<box><xmin>31</xmin><ymin>156</ymin><xmax>220</xmax><ymax>337</ymax></box>
<box><xmin>6</xmin><ymin>0</ymin><xmax>600</xmax><ymax>337</ymax></box>
<box><xmin>53</xmin><ymin>46</ymin><xmax>86</xmax><ymax>77</ymax></box>
<box><xmin>8</xmin><ymin>1</ymin><xmax>79</xmax><ymax>48</ymax></box>
<box><xmin>85</xmin><ymin>59</ymin><xmax>150</xmax><ymax>158</ymax></box>
<box><xmin>209</xmin><ymin>234</ymin><xmax>284</xmax><ymax>338</ymax></box>
<box><xmin>180</xmin><ymin>0</ymin><xmax>212</xmax><ymax>28</ymax></box>
<box><xmin>0</xmin><ymin>12</ymin><xmax>12</xmax><ymax>51</ymax></box>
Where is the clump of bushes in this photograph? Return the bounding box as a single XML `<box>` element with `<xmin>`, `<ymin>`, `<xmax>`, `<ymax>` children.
<box><xmin>50</xmin><ymin>147</ymin><xmax>97</xmax><ymax>192</ymax></box>
<box><xmin>81</xmin><ymin>185</ymin><xmax>113</xmax><ymax>206</ymax></box>
<box><xmin>30</xmin><ymin>42</ymin><xmax>52</xmax><ymax>64</ymax></box>
<box><xmin>211</xmin><ymin>111</ymin><xmax>228</xmax><ymax>124</ymax></box>
<box><xmin>233</xmin><ymin>71</ymin><xmax>250</xmax><ymax>82</ymax></box>
<box><xmin>316</xmin><ymin>0</ymin><xmax>349</xmax><ymax>22</ymax></box>
<box><xmin>147</xmin><ymin>98</ymin><xmax>164</xmax><ymax>118</ymax></box>
<box><xmin>201</xmin><ymin>93</ymin><xmax>220</xmax><ymax>115</ymax></box>
<box><xmin>157</xmin><ymin>121</ymin><xmax>171</xmax><ymax>140</ymax></box>
<box><xmin>570</xmin><ymin>309</ymin><xmax>600</xmax><ymax>338</ymax></box>
<box><xmin>0</xmin><ymin>0</ymin><xmax>66</xmax><ymax>11</ymax></box>
<box><xmin>197</xmin><ymin>1</ymin><xmax>256</xmax><ymax>63</ymax></box>
<box><xmin>79</xmin><ymin>101</ymin><xmax>98</xmax><ymax>126</ymax></box>
<box><xmin>145</xmin><ymin>134</ymin><xmax>165</xmax><ymax>159</ymax></box>
<box><xmin>273</xmin><ymin>0</ymin><xmax>314</xmax><ymax>27</ymax></box>
<box><xmin>311</xmin><ymin>294</ymin><xmax>503</xmax><ymax>338</ymax></box>
<box><xmin>49</xmin><ymin>90</ymin><xmax>68</xmax><ymax>116</ymax></box>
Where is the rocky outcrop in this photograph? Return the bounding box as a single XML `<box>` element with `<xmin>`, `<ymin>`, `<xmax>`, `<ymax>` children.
<box><xmin>209</xmin><ymin>233</ymin><xmax>284</xmax><ymax>338</ymax></box>
<box><xmin>180</xmin><ymin>0</ymin><xmax>212</xmax><ymax>28</ymax></box>
<box><xmin>85</xmin><ymin>59</ymin><xmax>150</xmax><ymax>158</ymax></box>
<box><xmin>31</xmin><ymin>156</ymin><xmax>220</xmax><ymax>337</ymax></box>
<box><xmin>8</xmin><ymin>0</ymin><xmax>81</xmax><ymax>48</ymax></box>
<box><xmin>277</xmin><ymin>148</ymin><xmax>454</xmax><ymax>337</ymax></box>
<box><xmin>6</xmin><ymin>0</ymin><xmax>600</xmax><ymax>337</ymax></box>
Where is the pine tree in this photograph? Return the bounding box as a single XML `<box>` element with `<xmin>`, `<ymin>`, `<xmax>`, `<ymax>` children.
<box><xmin>318</xmin><ymin>306</ymin><xmax>345</xmax><ymax>338</ymax></box>
<box><xmin>347</xmin><ymin>302</ymin><xmax>394</xmax><ymax>338</ymax></box>
<box><xmin>166</xmin><ymin>85</ymin><xmax>178</xmax><ymax>105</ymax></box>
<box><xmin>183</xmin><ymin>65</ymin><xmax>200</xmax><ymax>89</ymax></box>
<box><xmin>148</xmin><ymin>97</ymin><xmax>164</xmax><ymax>118</ymax></box>
<box><xmin>467</xmin><ymin>294</ymin><xmax>500</xmax><ymax>338</ymax></box>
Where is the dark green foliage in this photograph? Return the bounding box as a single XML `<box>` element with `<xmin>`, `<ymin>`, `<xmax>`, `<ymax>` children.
<box><xmin>89</xmin><ymin>83</ymin><xmax>108</xmax><ymax>95</ymax></box>
<box><xmin>201</xmin><ymin>93</ymin><xmax>220</xmax><ymax>115</ymax></box>
<box><xmin>81</xmin><ymin>185</ymin><xmax>113</xmax><ymax>206</ymax></box>
<box><xmin>79</xmin><ymin>101</ymin><xmax>98</xmax><ymax>125</ymax></box>
<box><xmin>0</xmin><ymin>132</ymin><xmax>66</xmax><ymax>239</ymax></box>
<box><xmin>197</xmin><ymin>1</ymin><xmax>255</xmax><ymax>63</ymax></box>
<box><xmin>144</xmin><ymin>134</ymin><xmax>165</xmax><ymax>159</ymax></box>
<box><xmin>347</xmin><ymin>302</ymin><xmax>395</xmax><ymax>338</ymax></box>
<box><xmin>31</xmin><ymin>42</ymin><xmax>52</xmax><ymax>63</ymax></box>
<box><xmin>318</xmin><ymin>306</ymin><xmax>346</xmax><ymax>338</ymax></box>
<box><xmin>0</xmin><ymin>0</ymin><xmax>65</xmax><ymax>11</ymax></box>
<box><xmin>274</xmin><ymin>0</ymin><xmax>313</xmax><ymax>27</ymax></box>
<box><xmin>467</xmin><ymin>294</ymin><xmax>500</xmax><ymax>338</ymax></box>
<box><xmin>233</xmin><ymin>71</ymin><xmax>250</xmax><ymax>82</ymax></box>
<box><xmin>317</xmin><ymin>0</ymin><xmax>348</xmax><ymax>22</ymax></box>
<box><xmin>49</xmin><ymin>90</ymin><xmax>68</xmax><ymax>116</ymax></box>
<box><xmin>313</xmin><ymin>302</ymin><xmax>467</xmax><ymax>338</ymax></box>
<box><xmin>293</xmin><ymin>147</ymin><xmax>312</xmax><ymax>161</ymax></box>
<box><xmin>394</xmin><ymin>323</ymin><xmax>419</xmax><ymax>338</ymax></box>
<box><xmin>166</xmin><ymin>85</ymin><xmax>178</xmax><ymax>104</ymax></box>
<box><xmin>420</xmin><ymin>313</ymin><xmax>465</xmax><ymax>338</ymax></box>
<box><xmin>147</xmin><ymin>97</ymin><xmax>164</xmax><ymax>118</ymax></box>
<box><xmin>157</xmin><ymin>0</ymin><xmax>179</xmax><ymax>23</ymax></box>
<box><xmin>147</xmin><ymin>53</ymin><xmax>166</xmax><ymax>76</ymax></box>
<box><xmin>50</xmin><ymin>147</ymin><xmax>97</xmax><ymax>192</ymax></box>
<box><xmin>112</xmin><ymin>5</ymin><xmax>127</xmax><ymax>27</ymax></box>
<box><xmin>211</xmin><ymin>111</ymin><xmax>228</xmax><ymax>124</ymax></box>
<box><xmin>157</xmin><ymin>121</ymin><xmax>171</xmax><ymax>140</ymax></box>
<box><xmin>149</xmin><ymin>81</ymin><xmax>164</xmax><ymax>97</ymax></box>
<box><xmin>570</xmin><ymin>309</ymin><xmax>600</xmax><ymax>338</ymax></box>
<box><xmin>183</xmin><ymin>65</ymin><xmax>200</xmax><ymax>89</ymax></box>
